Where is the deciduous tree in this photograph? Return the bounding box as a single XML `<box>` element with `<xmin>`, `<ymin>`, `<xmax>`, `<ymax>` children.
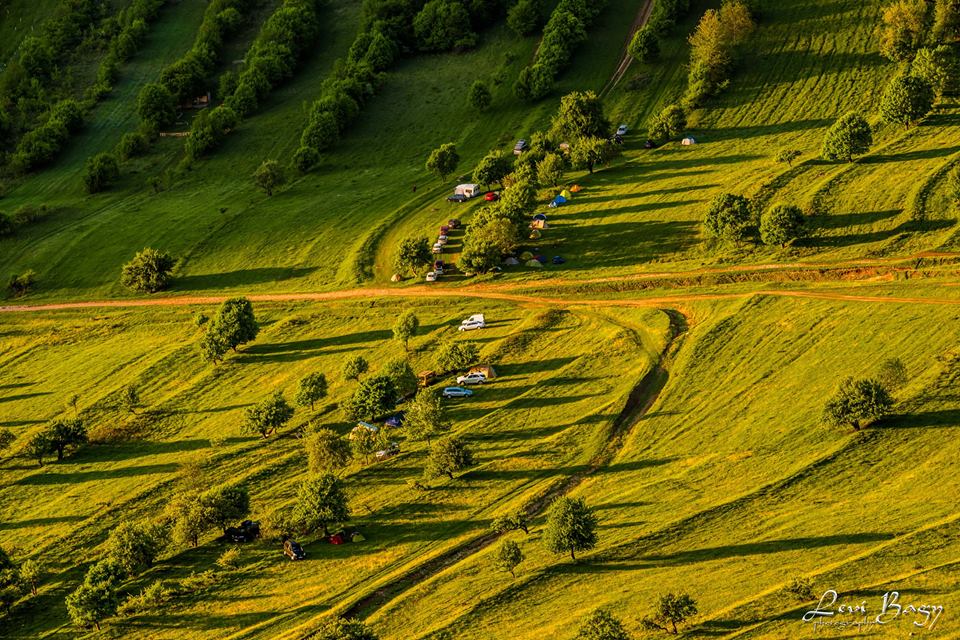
<box><xmin>703</xmin><ymin>193</ymin><xmax>752</xmax><ymax>243</ymax></box>
<box><xmin>404</xmin><ymin>389</ymin><xmax>449</xmax><ymax>444</ymax></box>
<box><xmin>294</xmin><ymin>473</ymin><xmax>350</xmax><ymax>536</ymax></box>
<box><xmin>393</xmin><ymin>311</ymin><xmax>420</xmax><ymax>351</ymax></box>
<box><xmin>243</xmin><ymin>391</ymin><xmax>295</xmax><ymax>438</ymax></box>
<box><xmin>543</xmin><ymin>496</ymin><xmax>598</xmax><ymax>561</ymax></box>
<box><xmin>822</xmin><ymin>377</ymin><xmax>894</xmax><ymax>430</ymax></box>
<box><xmin>296</xmin><ymin>373</ymin><xmax>329</xmax><ymax>410</ymax></box>
<box><xmin>760</xmin><ymin>204</ymin><xmax>807</xmax><ymax>247</ymax></box>
<box><xmin>254</xmin><ymin>160</ymin><xmax>286</xmax><ymax>196</ymax></box>
<box><xmin>641</xmin><ymin>593</ymin><xmax>698</xmax><ymax>635</ymax></box>
<box><xmin>575</xmin><ymin>609</ymin><xmax>633</xmax><ymax>640</ymax></box>
<box><xmin>493</xmin><ymin>539</ymin><xmax>523</xmax><ymax>577</ymax></box>
<box><xmin>121</xmin><ymin>248</ymin><xmax>175</xmax><ymax>293</ymax></box>
<box><xmin>821</xmin><ymin>112</ymin><xmax>873</xmax><ymax>162</ymax></box>
<box><xmin>426</xmin><ymin>142</ymin><xmax>460</xmax><ymax>181</ymax></box>
<box><xmin>305</xmin><ymin>428</ymin><xmax>352</xmax><ymax>474</ymax></box>
<box><xmin>424</xmin><ymin>436</ymin><xmax>474</xmax><ymax>480</ymax></box>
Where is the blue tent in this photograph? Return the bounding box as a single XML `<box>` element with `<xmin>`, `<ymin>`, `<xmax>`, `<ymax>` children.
<box><xmin>533</xmin><ymin>213</ymin><xmax>547</xmax><ymax>221</ymax></box>
<box><xmin>549</xmin><ymin>195</ymin><xmax>567</xmax><ymax>208</ymax></box>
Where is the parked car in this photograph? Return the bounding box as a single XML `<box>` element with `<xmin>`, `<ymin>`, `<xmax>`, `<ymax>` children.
<box><xmin>448</xmin><ymin>218</ymin><xmax>461</xmax><ymax>229</ymax></box>
<box><xmin>226</xmin><ymin>520</ymin><xmax>261</xmax><ymax>543</ymax></box>
<box><xmin>459</xmin><ymin>319</ymin><xmax>485</xmax><ymax>331</ymax></box>
<box><xmin>375</xmin><ymin>442</ymin><xmax>400</xmax><ymax>461</ymax></box>
<box><xmin>435</xmin><ymin>265</ymin><xmax>444</xmax><ymax>276</ymax></box>
<box><xmin>283</xmin><ymin>539</ymin><xmax>306</xmax><ymax>561</ymax></box>
<box><xmin>643</xmin><ymin>139</ymin><xmax>658</xmax><ymax>149</ymax></box>
<box><xmin>385</xmin><ymin>412</ymin><xmax>405</xmax><ymax>428</ymax></box>
<box><xmin>438</xmin><ymin>235</ymin><xmax>448</xmax><ymax>245</ymax></box>
<box><xmin>447</xmin><ymin>194</ymin><xmax>467</xmax><ymax>203</ymax></box>
<box><xmin>456</xmin><ymin>372</ymin><xmax>486</xmax><ymax>385</ymax></box>
<box><xmin>434</xmin><ymin>260</ymin><xmax>445</xmax><ymax>271</ymax></box>
<box><xmin>426</xmin><ymin>271</ymin><xmax>437</xmax><ymax>282</ymax></box>
<box><xmin>514</xmin><ymin>139</ymin><xmax>529</xmax><ymax>155</ymax></box>
<box><xmin>552</xmin><ymin>255</ymin><xmax>566</xmax><ymax>265</ymax></box>
<box><xmin>440</xmin><ymin>225</ymin><xmax>450</xmax><ymax>234</ymax></box>
<box><xmin>442</xmin><ymin>386</ymin><xmax>474</xmax><ymax>398</ymax></box>
<box><xmin>616</xmin><ymin>124</ymin><xmax>629</xmax><ymax>136</ymax></box>
<box><xmin>432</xmin><ymin>243</ymin><xmax>443</xmax><ymax>254</ymax></box>
<box><xmin>485</xmin><ymin>192</ymin><xmax>499</xmax><ymax>202</ymax></box>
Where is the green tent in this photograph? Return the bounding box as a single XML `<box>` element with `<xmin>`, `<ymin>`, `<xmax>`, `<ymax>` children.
<box><xmin>561</xmin><ymin>189</ymin><xmax>573</xmax><ymax>199</ymax></box>
<box><xmin>525</xmin><ymin>259</ymin><xmax>544</xmax><ymax>268</ymax></box>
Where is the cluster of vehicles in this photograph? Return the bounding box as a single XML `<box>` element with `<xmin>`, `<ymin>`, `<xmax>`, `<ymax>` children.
<box><xmin>441</xmin><ymin>315</ymin><xmax>490</xmax><ymax>398</ymax></box>
<box><xmin>427</xmin><ymin>218</ymin><xmax>461</xmax><ymax>282</ymax></box>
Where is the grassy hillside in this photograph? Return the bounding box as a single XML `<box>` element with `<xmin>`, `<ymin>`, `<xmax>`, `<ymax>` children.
<box><xmin>0</xmin><ymin>298</ymin><xmax>669</xmax><ymax>638</ymax></box>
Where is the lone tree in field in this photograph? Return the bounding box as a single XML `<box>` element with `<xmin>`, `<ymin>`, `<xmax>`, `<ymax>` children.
<box><xmin>311</xmin><ymin>617</ymin><xmax>379</xmax><ymax>640</ymax></box>
<box><xmin>383</xmin><ymin>358</ymin><xmax>418</xmax><ymax>398</ymax></box>
<box><xmin>493</xmin><ymin>539</ymin><xmax>523</xmax><ymax>578</ymax></box>
<box><xmin>393</xmin><ymin>310</ymin><xmax>420</xmax><ymax>352</ymax></box>
<box><xmin>201</xmin><ymin>482</ymin><xmax>250</xmax><ymax>534</ymax></box>
<box><xmin>469</xmin><ymin>80</ymin><xmax>492</xmax><ymax>111</ymax></box>
<box><xmin>121</xmin><ymin>385</ymin><xmax>140</xmax><ymax>413</ymax></box>
<box><xmin>543</xmin><ymin>496</ymin><xmax>598</xmax><ymax>561</ymax></box>
<box><xmin>19</xmin><ymin>559</ymin><xmax>42</xmax><ymax>596</ymax></box>
<box><xmin>776</xmin><ymin>149</ymin><xmax>802</xmax><ymax>166</ymax></box>
<box><xmin>296</xmin><ymin>372</ymin><xmax>329</xmax><ymax>410</ymax></box>
<box><xmin>491</xmin><ymin>508</ymin><xmax>530</xmax><ymax>535</ymax></box>
<box><xmin>879</xmin><ymin>71</ymin><xmax>935</xmax><ymax>126</ymax></box>
<box><xmin>473</xmin><ymin>149</ymin><xmax>513</xmax><ymax>190</ymax></box>
<box><xmin>395</xmin><ymin>236</ymin><xmax>433</xmax><ymax>276</ymax></box>
<box><xmin>243</xmin><ymin>391</ymin><xmax>295</xmax><ymax>438</ymax></box>
<box><xmin>435</xmin><ymin>340</ymin><xmax>480</xmax><ymax>373</ymax></box>
<box><xmin>641</xmin><ymin>593</ymin><xmax>698</xmax><ymax>635</ymax></box>
<box><xmin>0</xmin><ymin>429</ymin><xmax>16</xmax><ymax>452</ymax></box>
<box><xmin>629</xmin><ymin>25</ymin><xmax>660</xmax><ymax>63</ymax></box>
<box><xmin>821</xmin><ymin>112</ymin><xmax>872</xmax><ymax>162</ymax></box>
<box><xmin>703</xmin><ymin>193</ymin><xmax>752</xmax><ymax>244</ymax></box>
<box><xmin>294</xmin><ymin>473</ymin><xmax>350</xmax><ymax>536</ymax></box>
<box><xmin>121</xmin><ymin>248</ymin><xmax>175</xmax><ymax>293</ymax></box>
<box><xmin>103</xmin><ymin>520</ymin><xmax>164</xmax><ymax>576</ymax></box>
<box><xmin>760</xmin><ymin>204</ymin><xmax>807</xmax><ymax>247</ymax></box>
<box><xmin>46</xmin><ymin>418</ymin><xmax>87</xmax><ymax>461</ymax></box>
<box><xmin>822</xmin><ymin>377</ymin><xmax>894</xmax><ymax>431</ymax></box>
<box><xmin>207</xmin><ymin>297</ymin><xmax>260</xmax><ymax>354</ymax></box>
<box><xmin>83</xmin><ymin>152</ymin><xmax>120</xmax><ymax>194</ymax></box>
<box><xmin>343</xmin><ymin>374</ymin><xmax>398</xmax><ymax>421</ymax></box>
<box><xmin>305</xmin><ymin>428</ymin><xmax>352</xmax><ymax>474</ymax></box>
<box><xmin>424</xmin><ymin>435</ymin><xmax>474</xmax><ymax>480</ymax></box>
<box><xmin>647</xmin><ymin>103</ymin><xmax>687</xmax><ymax>143</ymax></box>
<box><xmin>404</xmin><ymin>389</ymin><xmax>449</xmax><ymax>444</ymax></box>
<box><xmin>166</xmin><ymin>491</ymin><xmax>207</xmax><ymax>547</ymax></box>
<box><xmin>343</xmin><ymin>354</ymin><xmax>369</xmax><ymax>381</ymax></box>
<box><xmin>570</xmin><ymin>136</ymin><xmax>620</xmax><ymax>174</ymax></box>
<box><xmin>66</xmin><ymin>560</ymin><xmax>123</xmax><ymax>630</ymax></box>
<box><xmin>426</xmin><ymin>143</ymin><xmax>460</xmax><ymax>181</ymax></box>
<box><xmin>575</xmin><ymin>608</ymin><xmax>633</xmax><ymax>640</ymax></box>
<box><xmin>877</xmin><ymin>357</ymin><xmax>908</xmax><ymax>391</ymax></box>
<box><xmin>550</xmin><ymin>91</ymin><xmax>611</xmax><ymax>141</ymax></box>
<box><xmin>26</xmin><ymin>432</ymin><xmax>50</xmax><ymax>466</ymax></box>
<box><xmin>254</xmin><ymin>160</ymin><xmax>286</xmax><ymax>196</ymax></box>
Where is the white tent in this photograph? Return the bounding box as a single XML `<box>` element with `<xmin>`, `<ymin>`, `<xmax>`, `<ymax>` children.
<box><xmin>681</xmin><ymin>137</ymin><xmax>697</xmax><ymax>146</ymax></box>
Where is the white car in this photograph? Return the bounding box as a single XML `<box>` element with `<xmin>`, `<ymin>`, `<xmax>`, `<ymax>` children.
<box><xmin>458</xmin><ymin>320</ymin><xmax>485</xmax><ymax>331</ymax></box>
<box><xmin>432</xmin><ymin>243</ymin><xmax>443</xmax><ymax>254</ymax></box>
<box><xmin>425</xmin><ymin>271</ymin><xmax>437</xmax><ymax>282</ymax></box>
<box><xmin>616</xmin><ymin>124</ymin><xmax>629</xmax><ymax>136</ymax></box>
<box><xmin>456</xmin><ymin>372</ymin><xmax>486</xmax><ymax>385</ymax></box>
<box><xmin>438</xmin><ymin>235</ymin><xmax>448</xmax><ymax>245</ymax></box>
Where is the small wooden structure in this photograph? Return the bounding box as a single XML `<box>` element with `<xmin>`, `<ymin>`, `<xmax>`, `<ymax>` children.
<box><xmin>418</xmin><ymin>370</ymin><xmax>436</xmax><ymax>387</ymax></box>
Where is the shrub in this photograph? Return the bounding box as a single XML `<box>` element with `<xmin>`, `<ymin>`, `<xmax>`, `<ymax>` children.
<box><xmin>117</xmin><ymin>132</ymin><xmax>149</xmax><ymax>160</ymax></box>
<box><xmin>760</xmin><ymin>204</ymin><xmax>806</xmax><ymax>246</ymax></box>
<box><xmin>822</xmin><ymin>377</ymin><xmax>894</xmax><ymax>431</ymax></box>
<box><xmin>703</xmin><ymin>193</ymin><xmax>752</xmax><ymax>243</ymax></box>
<box><xmin>121</xmin><ymin>248</ymin><xmax>175</xmax><ymax>293</ymax></box>
<box><xmin>879</xmin><ymin>71</ymin><xmax>935</xmax><ymax>126</ymax></box>
<box><xmin>508</xmin><ymin>0</ymin><xmax>543</xmax><ymax>36</ymax></box>
<box><xmin>83</xmin><ymin>153</ymin><xmax>121</xmax><ymax>193</ymax></box>
<box><xmin>253</xmin><ymin>160</ymin><xmax>286</xmax><ymax>195</ymax></box>
<box><xmin>469</xmin><ymin>80</ymin><xmax>492</xmax><ymax>110</ymax></box>
<box><xmin>7</xmin><ymin>270</ymin><xmax>37</xmax><ymax>297</ymax></box>
<box><xmin>821</xmin><ymin>112</ymin><xmax>872</xmax><ymax>162</ymax></box>
<box><xmin>629</xmin><ymin>25</ymin><xmax>660</xmax><ymax>62</ymax></box>
<box><xmin>215</xmin><ymin>546</ymin><xmax>241</xmax><ymax>569</ymax></box>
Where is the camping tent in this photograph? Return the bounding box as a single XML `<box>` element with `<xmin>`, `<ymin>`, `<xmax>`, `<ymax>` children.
<box><xmin>520</xmin><ymin>251</ymin><xmax>534</xmax><ymax>261</ymax></box>
<box><xmin>529</xmin><ymin>229</ymin><xmax>542</xmax><ymax>240</ymax></box>
<box><xmin>549</xmin><ymin>195</ymin><xmax>567</xmax><ymax>208</ymax></box>
<box><xmin>533</xmin><ymin>213</ymin><xmax>547</xmax><ymax>221</ymax></box>
<box><xmin>390</xmin><ymin>273</ymin><xmax>402</xmax><ymax>282</ymax></box>
<box><xmin>469</xmin><ymin>365</ymin><xmax>497</xmax><ymax>379</ymax></box>
<box><xmin>561</xmin><ymin>189</ymin><xmax>573</xmax><ymax>199</ymax></box>
<box><xmin>525</xmin><ymin>259</ymin><xmax>544</xmax><ymax>268</ymax></box>
<box><xmin>530</xmin><ymin>219</ymin><xmax>548</xmax><ymax>230</ymax></box>
<box><xmin>681</xmin><ymin>137</ymin><xmax>697</xmax><ymax>146</ymax></box>
<box><xmin>504</xmin><ymin>256</ymin><xmax>520</xmax><ymax>266</ymax></box>
<box><xmin>570</xmin><ymin>184</ymin><xmax>582</xmax><ymax>193</ymax></box>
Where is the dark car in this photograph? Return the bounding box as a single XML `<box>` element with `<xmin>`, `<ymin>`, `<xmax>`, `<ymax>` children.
<box><xmin>284</xmin><ymin>539</ymin><xmax>306</xmax><ymax>560</ymax></box>
<box><xmin>643</xmin><ymin>139</ymin><xmax>658</xmax><ymax>149</ymax></box>
<box><xmin>514</xmin><ymin>139</ymin><xmax>529</xmax><ymax>154</ymax></box>
<box><xmin>385</xmin><ymin>412</ymin><xmax>405</xmax><ymax>428</ymax></box>
<box><xmin>225</xmin><ymin>520</ymin><xmax>260</xmax><ymax>543</ymax></box>
<box><xmin>552</xmin><ymin>256</ymin><xmax>566</xmax><ymax>265</ymax></box>
<box><xmin>448</xmin><ymin>218</ymin><xmax>461</xmax><ymax>229</ymax></box>
<box><xmin>447</xmin><ymin>194</ymin><xmax>467</xmax><ymax>203</ymax></box>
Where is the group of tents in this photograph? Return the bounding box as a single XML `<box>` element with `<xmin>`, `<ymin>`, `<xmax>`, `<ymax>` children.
<box><xmin>549</xmin><ymin>185</ymin><xmax>580</xmax><ymax>208</ymax></box>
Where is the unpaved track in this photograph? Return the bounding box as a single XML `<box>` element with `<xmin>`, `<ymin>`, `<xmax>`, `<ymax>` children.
<box><xmin>600</xmin><ymin>0</ymin><xmax>655</xmax><ymax>97</ymax></box>
<box><xmin>3</xmin><ymin>283</ymin><xmax>960</xmax><ymax>314</ymax></box>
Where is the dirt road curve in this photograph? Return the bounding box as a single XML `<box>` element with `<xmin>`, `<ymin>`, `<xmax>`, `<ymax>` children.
<box><xmin>3</xmin><ymin>285</ymin><xmax>960</xmax><ymax>314</ymax></box>
<box><xmin>600</xmin><ymin>0</ymin><xmax>655</xmax><ymax>97</ymax></box>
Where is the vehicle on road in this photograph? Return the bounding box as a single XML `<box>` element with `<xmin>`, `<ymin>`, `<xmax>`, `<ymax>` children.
<box><xmin>442</xmin><ymin>386</ymin><xmax>474</xmax><ymax>398</ymax></box>
<box><xmin>283</xmin><ymin>539</ymin><xmax>306</xmax><ymax>560</ymax></box>
<box><xmin>456</xmin><ymin>372</ymin><xmax>486</xmax><ymax>385</ymax></box>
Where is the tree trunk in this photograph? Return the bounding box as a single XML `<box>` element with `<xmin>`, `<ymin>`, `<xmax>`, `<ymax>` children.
<box><xmin>671</xmin><ymin>620</ymin><xmax>678</xmax><ymax>634</ymax></box>
<box><xmin>322</xmin><ymin>523</ymin><xmax>330</xmax><ymax>537</ymax></box>
<box><xmin>57</xmin><ymin>446</ymin><xmax>64</xmax><ymax>461</ymax></box>
<box><xmin>570</xmin><ymin>548</ymin><xmax>576</xmax><ymax>561</ymax></box>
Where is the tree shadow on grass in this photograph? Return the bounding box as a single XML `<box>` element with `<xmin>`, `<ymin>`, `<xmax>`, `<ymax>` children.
<box><xmin>174</xmin><ymin>266</ymin><xmax>318</xmax><ymax>291</ymax></box>
<box><xmin>860</xmin><ymin>145</ymin><xmax>960</xmax><ymax>164</ymax></box>
<box><xmin>809</xmin><ymin>210</ymin><xmax>904</xmax><ymax>247</ymax></box>
<box><xmin>61</xmin><ymin>439</ymin><xmax>212</xmax><ymax>463</ymax></box>
<box><xmin>878</xmin><ymin>409</ymin><xmax>960</xmax><ymax>429</ymax></box>
<box><xmin>0</xmin><ymin>515</ymin><xmax>86</xmax><ymax>530</ymax></box>
<box><xmin>695</xmin><ymin>118</ymin><xmax>833</xmax><ymax>143</ymax></box>
<box><xmin>0</xmin><ymin>391</ymin><xmax>52</xmax><ymax>404</ymax></box>
<box><xmin>14</xmin><ymin>463</ymin><xmax>179</xmax><ymax>485</ymax></box>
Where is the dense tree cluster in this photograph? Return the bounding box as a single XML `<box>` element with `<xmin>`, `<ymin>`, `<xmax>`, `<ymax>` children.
<box><xmin>684</xmin><ymin>0</ymin><xmax>755</xmax><ymax>107</ymax></box>
<box><xmin>514</xmin><ymin>0</ymin><xmax>608</xmax><ymax>101</ymax></box>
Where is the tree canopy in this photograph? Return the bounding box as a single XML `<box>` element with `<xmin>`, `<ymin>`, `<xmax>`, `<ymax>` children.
<box><xmin>543</xmin><ymin>496</ymin><xmax>598</xmax><ymax>560</ymax></box>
